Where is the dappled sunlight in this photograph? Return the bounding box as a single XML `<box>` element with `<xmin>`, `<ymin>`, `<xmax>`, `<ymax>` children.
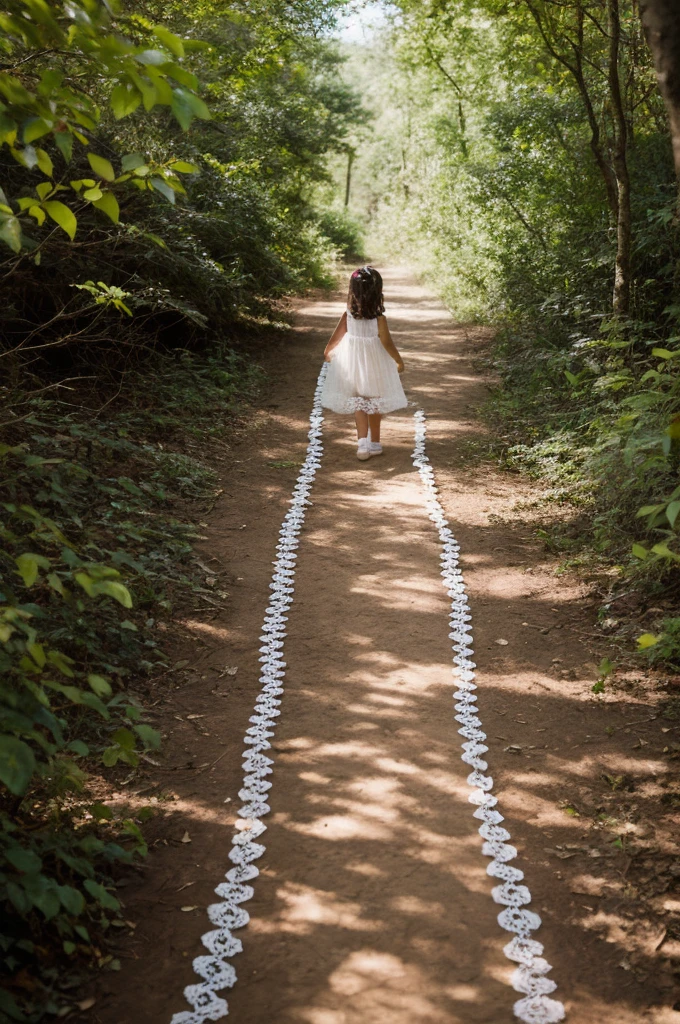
<box><xmin>254</xmin><ymin>882</ymin><xmax>384</xmax><ymax>935</ymax></box>
<box><xmin>106</xmin><ymin>268</ymin><xmax>675</xmax><ymax>1024</ymax></box>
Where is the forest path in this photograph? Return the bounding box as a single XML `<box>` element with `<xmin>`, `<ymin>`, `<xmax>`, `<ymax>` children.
<box><xmin>95</xmin><ymin>269</ymin><xmax>673</xmax><ymax>1024</ymax></box>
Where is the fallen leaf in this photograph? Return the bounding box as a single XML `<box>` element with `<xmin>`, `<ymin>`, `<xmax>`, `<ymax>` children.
<box><xmin>181</xmin><ymin>831</ymin><xmax>191</xmax><ymax>844</ymax></box>
<box><xmin>504</xmin><ymin>744</ymin><xmax>523</xmax><ymax>754</ymax></box>
<box><xmin>176</xmin><ymin>881</ymin><xmax>195</xmax><ymax>892</ymax></box>
<box><xmin>495</xmin><ymin>638</ymin><xmax>509</xmax><ymax>646</ymax></box>
<box><xmin>181</xmin><ymin>905</ymin><xmax>199</xmax><ymax>912</ymax></box>
<box><xmin>77</xmin><ymin>998</ymin><xmax>96</xmax><ymax>1011</ymax></box>
<box><xmin>186</xmin><ymin>714</ymin><xmax>205</xmax><ymax>720</ymax></box>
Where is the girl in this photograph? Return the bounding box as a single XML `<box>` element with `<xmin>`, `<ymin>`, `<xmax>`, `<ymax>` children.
<box><xmin>321</xmin><ymin>266</ymin><xmax>407</xmax><ymax>461</ymax></box>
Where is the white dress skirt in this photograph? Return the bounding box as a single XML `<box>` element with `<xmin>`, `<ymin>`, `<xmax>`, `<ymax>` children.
<box><xmin>320</xmin><ymin>310</ymin><xmax>408</xmax><ymax>414</ymax></box>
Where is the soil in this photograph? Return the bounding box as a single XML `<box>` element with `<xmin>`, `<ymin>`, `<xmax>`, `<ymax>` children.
<box><xmin>90</xmin><ymin>268</ymin><xmax>679</xmax><ymax>1023</ymax></box>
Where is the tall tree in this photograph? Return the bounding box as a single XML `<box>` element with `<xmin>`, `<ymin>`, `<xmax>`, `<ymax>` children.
<box><xmin>640</xmin><ymin>1</ymin><xmax>680</xmax><ymax>178</ymax></box>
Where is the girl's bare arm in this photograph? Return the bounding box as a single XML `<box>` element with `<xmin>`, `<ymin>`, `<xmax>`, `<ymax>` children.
<box><xmin>323</xmin><ymin>312</ymin><xmax>347</xmax><ymax>362</ymax></box>
<box><xmin>378</xmin><ymin>316</ymin><xmax>404</xmax><ymax>372</ymax></box>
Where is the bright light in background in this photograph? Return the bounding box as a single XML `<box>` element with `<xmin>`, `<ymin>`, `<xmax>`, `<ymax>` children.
<box><xmin>337</xmin><ymin>3</ymin><xmax>392</xmax><ymax>43</ymax></box>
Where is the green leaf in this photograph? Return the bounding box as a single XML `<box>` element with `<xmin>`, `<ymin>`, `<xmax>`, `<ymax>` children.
<box><xmin>87</xmin><ymin>152</ymin><xmax>115</xmax><ymax>182</ymax></box>
<box><xmin>16</xmin><ymin>552</ymin><xmax>50</xmax><ymax>587</ymax></box>
<box><xmin>0</xmin><ymin>214</ymin><xmax>22</xmax><ymax>253</ymax></box>
<box><xmin>92</xmin><ymin>192</ymin><xmax>120</xmax><ymax>225</ymax></box>
<box><xmin>89</xmin><ymin>802</ymin><xmax>113</xmax><ymax>820</ymax></box>
<box><xmin>153</xmin><ymin>25</ymin><xmax>185</xmax><ymax>57</ymax></box>
<box><xmin>87</xmin><ymin>673</ymin><xmax>112</xmax><ymax>698</ymax></box>
<box><xmin>564</xmin><ymin>370</ymin><xmax>579</xmax><ymax>386</ymax></box>
<box><xmin>118</xmin><ymin>476</ymin><xmax>142</xmax><ymax>495</ymax></box>
<box><xmin>23</xmin><ymin>874</ymin><xmax>60</xmax><ymax>919</ymax></box>
<box><xmin>58</xmin><ymin>884</ymin><xmax>85</xmax><ymax>916</ymax></box>
<box><xmin>134</xmin><ymin>724</ymin><xmax>161</xmax><ymax>749</ymax></box>
<box><xmin>651</xmin><ymin>541</ymin><xmax>680</xmax><ymax>560</ymax></box>
<box><xmin>43</xmin><ymin>201</ymin><xmax>77</xmax><ymax>240</ymax></box>
<box><xmin>110</xmin><ymin>83</ymin><xmax>141</xmax><ymax>119</ymax></box>
<box><xmin>6</xmin><ymin>846</ymin><xmax>42</xmax><ymax>874</ymax></box>
<box><xmin>83</xmin><ymin>878</ymin><xmax>120</xmax><ymax>912</ymax></box>
<box><xmin>652</xmin><ymin>348</ymin><xmax>679</xmax><ymax>359</ymax></box>
<box><xmin>68</xmin><ymin>739</ymin><xmax>89</xmax><ymax>756</ymax></box>
<box><xmin>111</xmin><ymin>727</ymin><xmax>136</xmax><ymax>751</ymax></box>
<box><xmin>171</xmin><ymin>88</ymin><xmax>211</xmax><ymax>130</ymax></box>
<box><xmin>47</xmin><ymin>572</ymin><xmax>66</xmax><ymax>596</ymax></box>
<box><xmin>636</xmin><ymin>504</ymin><xmax>664</xmax><ymax>518</ymax></box>
<box><xmin>637</xmin><ymin>632</ymin><xmax>660</xmax><ymax>650</ymax></box>
<box><xmin>0</xmin><ymin>736</ymin><xmax>36</xmax><ymax>795</ymax></box>
<box><xmin>121</xmin><ymin>152</ymin><xmax>146</xmax><ymax>172</ymax></box>
<box><xmin>666</xmin><ymin>500</ymin><xmax>680</xmax><ymax>528</ymax></box>
<box><xmin>54</xmin><ymin>130</ymin><xmax>73</xmax><ymax>163</ymax></box>
<box><xmin>149</xmin><ymin>177</ymin><xmax>176</xmax><ymax>204</ymax></box>
<box><xmin>28</xmin><ymin>642</ymin><xmax>46</xmax><ymax>667</ymax></box>
<box><xmin>631</xmin><ymin>543</ymin><xmax>648</xmax><ymax>560</ymax></box>
<box><xmin>23</xmin><ymin>118</ymin><xmax>51</xmax><ymax>144</ymax></box>
<box><xmin>83</xmin><ymin>186</ymin><xmax>103</xmax><ymax>201</ymax></box>
<box><xmin>47</xmin><ymin>649</ymin><xmax>75</xmax><ymax>677</ymax></box>
<box><xmin>97</xmin><ymin>580</ymin><xmax>133</xmax><ymax>607</ymax></box>
<box><xmin>169</xmin><ymin>160</ymin><xmax>199</xmax><ymax>174</ymax></box>
<box><xmin>35</xmin><ymin>147</ymin><xmax>53</xmax><ymax>177</ymax></box>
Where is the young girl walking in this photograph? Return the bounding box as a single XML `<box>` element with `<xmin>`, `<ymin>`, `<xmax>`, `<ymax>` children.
<box><xmin>321</xmin><ymin>266</ymin><xmax>407</xmax><ymax>460</ymax></box>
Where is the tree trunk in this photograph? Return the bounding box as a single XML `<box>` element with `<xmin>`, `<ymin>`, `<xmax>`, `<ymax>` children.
<box><xmin>608</xmin><ymin>0</ymin><xmax>632</xmax><ymax>315</ymax></box>
<box><xmin>640</xmin><ymin>0</ymin><xmax>680</xmax><ymax>177</ymax></box>
<box><xmin>344</xmin><ymin>149</ymin><xmax>354</xmax><ymax>208</ymax></box>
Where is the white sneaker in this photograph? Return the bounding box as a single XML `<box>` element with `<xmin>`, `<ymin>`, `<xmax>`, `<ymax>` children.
<box><xmin>357</xmin><ymin>438</ymin><xmax>370</xmax><ymax>461</ymax></box>
<box><xmin>369</xmin><ymin>442</ymin><xmax>383</xmax><ymax>457</ymax></box>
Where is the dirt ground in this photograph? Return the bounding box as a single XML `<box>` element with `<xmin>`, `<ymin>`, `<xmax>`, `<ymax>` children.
<box><xmin>92</xmin><ymin>268</ymin><xmax>679</xmax><ymax>1023</ymax></box>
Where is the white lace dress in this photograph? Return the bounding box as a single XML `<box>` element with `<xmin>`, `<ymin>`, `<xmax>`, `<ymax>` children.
<box><xmin>320</xmin><ymin>310</ymin><xmax>407</xmax><ymax>414</ymax></box>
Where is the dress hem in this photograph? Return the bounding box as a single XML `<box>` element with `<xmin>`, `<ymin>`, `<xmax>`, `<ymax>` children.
<box><xmin>321</xmin><ymin>395</ymin><xmax>408</xmax><ymax>415</ymax></box>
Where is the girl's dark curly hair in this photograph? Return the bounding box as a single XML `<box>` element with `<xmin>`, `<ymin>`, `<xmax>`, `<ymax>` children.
<box><xmin>347</xmin><ymin>266</ymin><xmax>385</xmax><ymax>320</ymax></box>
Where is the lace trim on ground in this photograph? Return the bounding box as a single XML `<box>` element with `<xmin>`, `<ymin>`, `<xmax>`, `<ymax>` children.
<box><xmin>411</xmin><ymin>408</ymin><xmax>566</xmax><ymax>1024</ymax></box>
<box><xmin>169</xmin><ymin>365</ymin><xmax>328</xmax><ymax>1024</ymax></box>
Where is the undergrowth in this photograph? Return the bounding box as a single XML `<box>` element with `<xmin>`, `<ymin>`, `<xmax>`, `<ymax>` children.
<box><xmin>0</xmin><ymin>343</ymin><xmax>261</xmax><ymax>1021</ymax></box>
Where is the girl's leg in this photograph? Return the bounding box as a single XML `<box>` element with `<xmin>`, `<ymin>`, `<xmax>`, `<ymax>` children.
<box><xmin>355</xmin><ymin>411</ymin><xmax>369</xmax><ymax>439</ymax></box>
<box><xmin>368</xmin><ymin>413</ymin><xmax>382</xmax><ymax>442</ymax></box>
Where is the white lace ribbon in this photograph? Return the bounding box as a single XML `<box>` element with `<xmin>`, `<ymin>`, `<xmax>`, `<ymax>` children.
<box><xmin>169</xmin><ymin>365</ymin><xmax>328</xmax><ymax>1024</ymax></box>
<box><xmin>169</xmin><ymin>379</ymin><xmax>565</xmax><ymax>1024</ymax></box>
<box><xmin>411</xmin><ymin>408</ymin><xmax>566</xmax><ymax>1024</ymax></box>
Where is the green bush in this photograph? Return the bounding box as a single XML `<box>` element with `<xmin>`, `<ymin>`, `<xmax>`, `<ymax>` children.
<box><xmin>317</xmin><ymin>208</ymin><xmax>366</xmax><ymax>261</ymax></box>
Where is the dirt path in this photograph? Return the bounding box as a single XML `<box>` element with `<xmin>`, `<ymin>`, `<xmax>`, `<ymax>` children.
<box><xmin>95</xmin><ymin>269</ymin><xmax>679</xmax><ymax>1024</ymax></box>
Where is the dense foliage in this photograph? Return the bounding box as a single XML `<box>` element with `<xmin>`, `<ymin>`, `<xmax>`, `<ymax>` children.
<box><xmin>343</xmin><ymin>2</ymin><xmax>680</xmax><ymax>600</ymax></box>
<box><xmin>0</xmin><ymin>0</ymin><xmax>366</xmax><ymax>1017</ymax></box>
